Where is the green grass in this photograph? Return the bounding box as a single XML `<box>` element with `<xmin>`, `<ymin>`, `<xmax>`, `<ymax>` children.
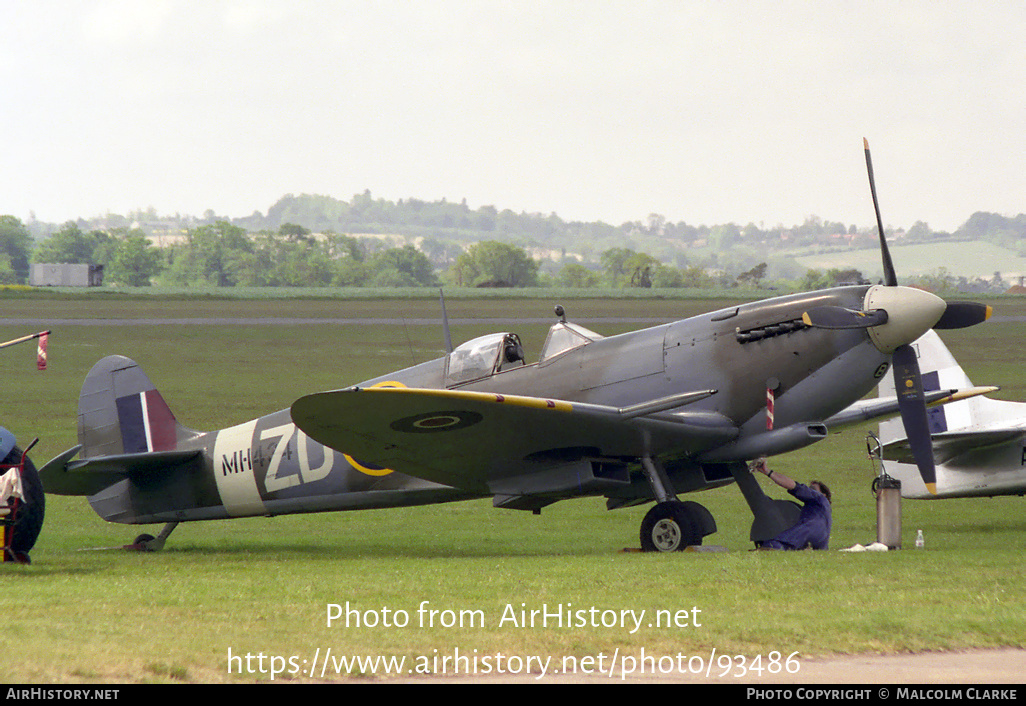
<box><xmin>1</xmin><ymin>293</ymin><xmax>1025</xmax><ymax>683</ymax></box>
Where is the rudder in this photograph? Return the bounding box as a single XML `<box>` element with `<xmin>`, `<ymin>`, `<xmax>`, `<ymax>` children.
<box><xmin>879</xmin><ymin>330</ymin><xmax>971</xmax><ymax>445</ymax></box>
<box><xmin>78</xmin><ymin>355</ymin><xmax>198</xmax><ymax>458</ymax></box>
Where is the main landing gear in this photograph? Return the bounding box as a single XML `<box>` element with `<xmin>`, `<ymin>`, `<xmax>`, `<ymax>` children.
<box><xmin>640</xmin><ymin>500</ymin><xmax>716</xmax><ymax>552</ymax></box>
<box><xmin>636</xmin><ymin>458</ymin><xmax>801</xmax><ymax>552</ymax></box>
<box><xmin>638</xmin><ymin>457</ymin><xmax>716</xmax><ymax>552</ymax></box>
<box><xmin>727</xmin><ymin>463</ymin><xmax>801</xmax><ymax>546</ymax></box>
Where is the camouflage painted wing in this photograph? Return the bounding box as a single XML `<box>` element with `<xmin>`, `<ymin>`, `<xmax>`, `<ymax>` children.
<box><xmin>290</xmin><ymin>387</ymin><xmax>734</xmax><ymax>493</ymax></box>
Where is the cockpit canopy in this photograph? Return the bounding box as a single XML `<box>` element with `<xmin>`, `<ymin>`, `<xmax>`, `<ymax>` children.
<box><xmin>446</xmin><ymin>332</ymin><xmax>525</xmax><ymax>386</ymax></box>
<box><xmin>538</xmin><ymin>321</ymin><xmax>603</xmax><ymax>363</ymax></box>
<box><xmin>443</xmin><ymin>319</ymin><xmax>603</xmax><ymax>387</ymax></box>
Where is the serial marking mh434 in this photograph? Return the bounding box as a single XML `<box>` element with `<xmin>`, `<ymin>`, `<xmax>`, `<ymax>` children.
<box><xmin>40</xmin><ymin>141</ymin><xmax>993</xmax><ymax>552</ymax></box>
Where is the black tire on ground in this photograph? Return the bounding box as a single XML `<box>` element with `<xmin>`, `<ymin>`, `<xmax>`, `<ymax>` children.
<box><xmin>132</xmin><ymin>533</ymin><xmax>156</xmax><ymax>549</ymax></box>
<box><xmin>640</xmin><ymin>500</ymin><xmax>704</xmax><ymax>552</ymax></box>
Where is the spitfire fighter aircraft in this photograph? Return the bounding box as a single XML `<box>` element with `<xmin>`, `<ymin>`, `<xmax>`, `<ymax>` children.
<box><xmin>874</xmin><ymin>329</ymin><xmax>1026</xmax><ymax>499</ymax></box>
<box><xmin>40</xmin><ymin>142</ymin><xmax>993</xmax><ymax>552</ymax></box>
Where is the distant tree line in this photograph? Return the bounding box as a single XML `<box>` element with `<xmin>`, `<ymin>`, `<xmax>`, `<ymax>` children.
<box><xmin>2</xmin><ymin>218</ymin><xmax>887</xmax><ymax>292</ymax></box>
<box><xmin>17</xmin><ymin>220</ymin><xmax>443</xmax><ymax>288</ymax></box>
<box><xmin>0</xmin><ymin>215</ymin><xmax>33</xmax><ymax>284</ymax></box>
<box><xmin>5</xmin><ymin>198</ymin><xmax>1026</xmax><ymax>291</ymax></box>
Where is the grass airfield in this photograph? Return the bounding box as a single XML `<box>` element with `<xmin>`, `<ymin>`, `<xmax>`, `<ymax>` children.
<box><xmin>1</xmin><ymin>292</ymin><xmax>1025</xmax><ymax>683</ymax></box>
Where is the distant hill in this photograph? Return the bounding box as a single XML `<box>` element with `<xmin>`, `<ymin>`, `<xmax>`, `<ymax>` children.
<box><xmin>794</xmin><ymin>241</ymin><xmax>1026</xmax><ymax>283</ymax></box>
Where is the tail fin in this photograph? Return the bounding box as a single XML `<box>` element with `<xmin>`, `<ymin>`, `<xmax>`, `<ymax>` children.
<box><xmin>879</xmin><ymin>330</ymin><xmax>969</xmax><ymax>446</ymax></box>
<box><xmin>880</xmin><ymin>330</ymin><xmax>1018</xmax><ymax>443</ymax></box>
<box><xmin>878</xmin><ymin>331</ymin><xmax>1025</xmax><ymax>498</ymax></box>
<box><xmin>78</xmin><ymin>355</ymin><xmax>198</xmax><ymax>458</ymax></box>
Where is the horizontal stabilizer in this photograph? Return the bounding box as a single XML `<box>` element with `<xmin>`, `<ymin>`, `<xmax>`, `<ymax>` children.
<box><xmin>39</xmin><ymin>445</ymin><xmax>201</xmax><ymax>496</ymax></box>
<box><xmin>882</xmin><ymin>429</ymin><xmax>1024</xmax><ymax>466</ymax></box>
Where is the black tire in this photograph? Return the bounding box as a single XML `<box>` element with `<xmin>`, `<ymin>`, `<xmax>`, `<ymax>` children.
<box><xmin>4</xmin><ymin>445</ymin><xmax>44</xmax><ymax>557</ymax></box>
<box><xmin>640</xmin><ymin>501</ymin><xmax>703</xmax><ymax>552</ymax></box>
<box><xmin>132</xmin><ymin>533</ymin><xmax>156</xmax><ymax>550</ymax></box>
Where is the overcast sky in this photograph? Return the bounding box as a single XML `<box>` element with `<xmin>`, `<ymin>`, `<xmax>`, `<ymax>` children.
<box><xmin>3</xmin><ymin>1</ymin><xmax>1024</xmax><ymax>233</ymax></box>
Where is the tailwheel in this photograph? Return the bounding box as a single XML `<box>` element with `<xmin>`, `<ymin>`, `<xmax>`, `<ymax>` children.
<box><xmin>128</xmin><ymin>534</ymin><xmax>156</xmax><ymax>551</ymax></box>
<box><xmin>124</xmin><ymin>522</ymin><xmax>179</xmax><ymax>552</ymax></box>
<box><xmin>640</xmin><ymin>501</ymin><xmax>715</xmax><ymax>552</ymax></box>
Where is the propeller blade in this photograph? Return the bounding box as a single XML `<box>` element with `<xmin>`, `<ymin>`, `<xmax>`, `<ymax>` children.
<box><xmin>864</xmin><ymin>138</ymin><xmax>898</xmax><ymax>287</ymax></box>
<box><xmin>933</xmin><ymin>301</ymin><xmax>993</xmax><ymax>330</ymax></box>
<box><xmin>802</xmin><ymin>306</ymin><xmax>888</xmax><ymax>329</ymax></box>
<box><xmin>892</xmin><ymin>343</ymin><xmax>937</xmax><ymax>494</ymax></box>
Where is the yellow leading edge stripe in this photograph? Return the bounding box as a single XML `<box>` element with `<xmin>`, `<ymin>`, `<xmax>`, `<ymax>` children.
<box><xmin>365</xmin><ymin>386</ymin><xmax>575</xmax><ymax>413</ymax></box>
<box><xmin>343</xmin><ymin>380</ymin><xmax>409</xmax><ymax>476</ymax></box>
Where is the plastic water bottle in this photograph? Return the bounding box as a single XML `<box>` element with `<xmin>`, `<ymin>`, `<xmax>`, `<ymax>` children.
<box><xmin>915</xmin><ymin>529</ymin><xmax>924</xmax><ymax>548</ymax></box>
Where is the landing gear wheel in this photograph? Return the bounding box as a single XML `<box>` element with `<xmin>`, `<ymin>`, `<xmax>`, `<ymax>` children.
<box><xmin>640</xmin><ymin>501</ymin><xmax>704</xmax><ymax>552</ymax></box>
<box><xmin>132</xmin><ymin>534</ymin><xmax>156</xmax><ymax>551</ymax></box>
<box><xmin>125</xmin><ymin>522</ymin><xmax>178</xmax><ymax>552</ymax></box>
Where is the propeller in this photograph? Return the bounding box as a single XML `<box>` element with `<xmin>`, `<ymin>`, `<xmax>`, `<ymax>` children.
<box><xmin>864</xmin><ymin>138</ymin><xmax>939</xmax><ymax>492</ymax></box>
<box><xmin>804</xmin><ymin>140</ymin><xmax>992</xmax><ymax>333</ymax></box>
<box><xmin>802</xmin><ymin>140</ymin><xmax>992</xmax><ymax>494</ymax></box>
<box><xmin>891</xmin><ymin>343</ymin><xmax>936</xmax><ymax>493</ymax></box>
<box><xmin>934</xmin><ymin>301</ymin><xmax>992</xmax><ymax>329</ymax></box>
<box><xmin>864</xmin><ymin>138</ymin><xmax>898</xmax><ymax>287</ymax></box>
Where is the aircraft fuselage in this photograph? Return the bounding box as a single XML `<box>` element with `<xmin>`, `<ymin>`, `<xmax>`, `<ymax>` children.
<box><xmin>84</xmin><ymin>285</ymin><xmax>893</xmax><ymax>525</ymax></box>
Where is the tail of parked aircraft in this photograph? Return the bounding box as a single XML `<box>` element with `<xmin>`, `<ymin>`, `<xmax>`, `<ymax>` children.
<box><xmin>40</xmin><ymin>356</ymin><xmax>205</xmax><ymax>508</ymax></box>
<box><xmin>878</xmin><ymin>331</ymin><xmax>1026</xmax><ymax>498</ymax></box>
<box><xmin>78</xmin><ymin>355</ymin><xmax>198</xmax><ymax>458</ymax></box>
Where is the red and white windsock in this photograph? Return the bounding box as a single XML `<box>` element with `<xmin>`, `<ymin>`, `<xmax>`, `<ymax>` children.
<box><xmin>36</xmin><ymin>332</ymin><xmax>48</xmax><ymax>371</ymax></box>
<box><xmin>766</xmin><ymin>386</ymin><xmax>775</xmax><ymax>430</ymax></box>
<box><xmin>0</xmin><ymin>330</ymin><xmax>49</xmax><ymax>370</ymax></box>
